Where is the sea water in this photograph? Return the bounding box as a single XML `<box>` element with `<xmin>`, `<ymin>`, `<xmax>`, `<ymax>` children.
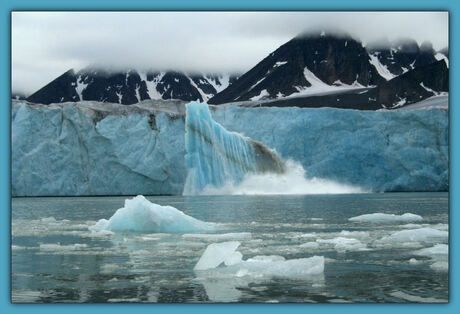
<box><xmin>11</xmin><ymin>193</ymin><xmax>448</xmax><ymax>303</ymax></box>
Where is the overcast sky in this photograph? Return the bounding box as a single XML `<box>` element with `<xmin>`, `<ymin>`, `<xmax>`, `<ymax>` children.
<box><xmin>12</xmin><ymin>11</ymin><xmax>448</xmax><ymax>95</ymax></box>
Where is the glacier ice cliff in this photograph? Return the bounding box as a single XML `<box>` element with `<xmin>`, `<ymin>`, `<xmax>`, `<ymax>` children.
<box><xmin>183</xmin><ymin>102</ymin><xmax>285</xmax><ymax>195</ymax></box>
<box><xmin>11</xmin><ymin>100</ymin><xmax>448</xmax><ymax>196</ymax></box>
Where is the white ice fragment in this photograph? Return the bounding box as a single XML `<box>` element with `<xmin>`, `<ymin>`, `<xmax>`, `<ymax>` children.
<box><xmin>400</xmin><ymin>223</ymin><xmax>424</xmax><ymax>229</ymax></box>
<box><xmin>100</xmin><ymin>263</ymin><xmax>122</xmax><ymax>274</ymax></box>
<box><xmin>182</xmin><ymin>232</ymin><xmax>251</xmax><ymax>241</ymax></box>
<box><xmin>194</xmin><ymin>241</ymin><xmax>241</xmax><ymax>270</ymax></box>
<box><xmin>338</xmin><ymin>230</ymin><xmax>370</xmax><ymax>239</ymax></box>
<box><xmin>194</xmin><ymin>244</ymin><xmax>325</xmax><ymax>279</ymax></box>
<box><xmin>389</xmin><ymin>291</ymin><xmax>447</xmax><ymax>302</ymax></box>
<box><xmin>299</xmin><ymin>242</ymin><xmax>319</xmax><ymax>249</ymax></box>
<box><xmin>40</xmin><ymin>217</ymin><xmax>57</xmax><ymax>223</ymax></box>
<box><xmin>378</xmin><ymin>228</ymin><xmax>447</xmax><ymax>244</ymax></box>
<box><xmin>224</xmin><ymin>251</ymin><xmax>243</xmax><ymax>266</ymax></box>
<box><xmin>316</xmin><ymin>237</ymin><xmax>367</xmax><ymax>252</ymax></box>
<box><xmin>89</xmin><ymin>195</ymin><xmax>215</xmax><ymax>233</ymax></box>
<box><xmin>349</xmin><ymin>213</ymin><xmax>422</xmax><ymax>223</ymax></box>
<box><xmin>246</xmin><ymin>255</ymin><xmax>286</xmax><ymax>262</ymax></box>
<box><xmin>414</xmin><ymin>244</ymin><xmax>448</xmax><ymax>256</ymax></box>
<box><xmin>240</xmin><ymin>255</ymin><xmax>324</xmax><ymax>278</ymax></box>
<box><xmin>430</xmin><ymin>261</ymin><xmax>448</xmax><ymax>272</ymax></box>
<box><xmin>39</xmin><ymin>243</ymin><xmax>87</xmax><ymax>251</ymax></box>
<box><xmin>408</xmin><ymin>258</ymin><xmax>422</xmax><ymax>265</ymax></box>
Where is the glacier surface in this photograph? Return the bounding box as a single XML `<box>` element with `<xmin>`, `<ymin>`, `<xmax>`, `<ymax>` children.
<box><xmin>12</xmin><ymin>99</ymin><xmax>448</xmax><ymax>196</ymax></box>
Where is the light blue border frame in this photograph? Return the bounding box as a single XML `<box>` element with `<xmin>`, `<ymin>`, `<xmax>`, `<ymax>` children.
<box><xmin>1</xmin><ymin>0</ymin><xmax>457</xmax><ymax>313</ymax></box>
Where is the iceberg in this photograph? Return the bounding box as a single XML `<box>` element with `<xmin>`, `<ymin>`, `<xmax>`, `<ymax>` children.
<box><xmin>183</xmin><ymin>102</ymin><xmax>285</xmax><ymax>195</ymax></box>
<box><xmin>90</xmin><ymin>195</ymin><xmax>215</xmax><ymax>233</ymax></box>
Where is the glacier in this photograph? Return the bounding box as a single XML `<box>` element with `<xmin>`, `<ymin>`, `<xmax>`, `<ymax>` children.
<box><xmin>184</xmin><ymin>101</ymin><xmax>285</xmax><ymax>195</ymax></box>
<box><xmin>11</xmin><ymin>99</ymin><xmax>448</xmax><ymax>196</ymax></box>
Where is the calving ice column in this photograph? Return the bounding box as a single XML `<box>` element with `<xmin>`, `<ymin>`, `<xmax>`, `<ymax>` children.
<box><xmin>183</xmin><ymin>102</ymin><xmax>285</xmax><ymax>195</ymax></box>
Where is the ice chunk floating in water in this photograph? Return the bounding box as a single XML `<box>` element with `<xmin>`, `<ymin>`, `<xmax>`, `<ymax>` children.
<box><xmin>194</xmin><ymin>241</ymin><xmax>241</xmax><ymax>270</ymax></box>
<box><xmin>183</xmin><ymin>102</ymin><xmax>364</xmax><ymax>195</ymax></box>
<box><xmin>349</xmin><ymin>213</ymin><xmax>423</xmax><ymax>223</ymax></box>
<box><xmin>194</xmin><ymin>241</ymin><xmax>325</xmax><ymax>278</ymax></box>
<box><xmin>90</xmin><ymin>195</ymin><xmax>215</xmax><ymax>233</ymax></box>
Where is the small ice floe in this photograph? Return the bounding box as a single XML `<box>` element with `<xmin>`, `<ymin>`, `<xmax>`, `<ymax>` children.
<box><xmin>413</xmin><ymin>243</ymin><xmax>449</xmax><ymax>272</ymax></box>
<box><xmin>194</xmin><ymin>241</ymin><xmax>324</xmax><ymax>278</ymax></box>
<box><xmin>430</xmin><ymin>261</ymin><xmax>448</xmax><ymax>272</ymax></box>
<box><xmin>89</xmin><ymin>195</ymin><xmax>215</xmax><ymax>233</ymax></box>
<box><xmin>182</xmin><ymin>232</ymin><xmax>252</xmax><ymax>241</ymax></box>
<box><xmin>349</xmin><ymin>213</ymin><xmax>422</xmax><ymax>223</ymax></box>
<box><xmin>11</xmin><ymin>245</ymin><xmax>28</xmax><ymax>251</ymax></box>
<box><xmin>40</xmin><ymin>217</ymin><xmax>57</xmax><ymax>223</ymax></box>
<box><xmin>100</xmin><ymin>263</ymin><xmax>122</xmax><ymax>274</ymax></box>
<box><xmin>316</xmin><ymin>237</ymin><xmax>368</xmax><ymax>253</ymax></box>
<box><xmin>414</xmin><ymin>244</ymin><xmax>448</xmax><ymax>256</ymax></box>
<box><xmin>39</xmin><ymin>243</ymin><xmax>87</xmax><ymax>251</ymax></box>
<box><xmin>377</xmin><ymin>228</ymin><xmax>447</xmax><ymax>244</ymax></box>
<box><xmin>289</xmin><ymin>232</ymin><xmax>317</xmax><ymax>239</ymax></box>
<box><xmin>389</xmin><ymin>291</ymin><xmax>447</xmax><ymax>303</ymax></box>
<box><xmin>338</xmin><ymin>230</ymin><xmax>370</xmax><ymax>239</ymax></box>
<box><xmin>399</xmin><ymin>223</ymin><xmax>424</xmax><ymax>229</ymax></box>
<box><xmin>194</xmin><ymin>241</ymin><xmax>242</xmax><ymax>270</ymax></box>
<box><xmin>299</xmin><ymin>242</ymin><xmax>320</xmax><ymax>249</ymax></box>
<box><xmin>408</xmin><ymin>258</ymin><xmax>423</xmax><ymax>265</ymax></box>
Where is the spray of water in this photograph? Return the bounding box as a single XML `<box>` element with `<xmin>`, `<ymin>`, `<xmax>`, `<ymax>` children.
<box><xmin>200</xmin><ymin>160</ymin><xmax>366</xmax><ymax>195</ymax></box>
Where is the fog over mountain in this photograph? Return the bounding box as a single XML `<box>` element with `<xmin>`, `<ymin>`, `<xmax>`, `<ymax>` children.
<box><xmin>12</xmin><ymin>11</ymin><xmax>448</xmax><ymax>95</ymax></box>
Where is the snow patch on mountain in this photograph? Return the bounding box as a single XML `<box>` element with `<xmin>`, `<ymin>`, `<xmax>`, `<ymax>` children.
<box><xmin>435</xmin><ymin>53</ymin><xmax>449</xmax><ymax>68</ymax></box>
<box><xmin>250</xmin><ymin>89</ymin><xmax>269</xmax><ymax>101</ymax></box>
<box><xmin>75</xmin><ymin>75</ymin><xmax>88</xmax><ymax>101</ymax></box>
<box><xmin>368</xmin><ymin>53</ymin><xmax>397</xmax><ymax>81</ymax></box>
<box><xmin>285</xmin><ymin>67</ymin><xmax>366</xmax><ymax>98</ymax></box>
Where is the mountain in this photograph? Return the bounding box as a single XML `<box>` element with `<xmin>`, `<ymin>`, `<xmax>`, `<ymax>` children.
<box><xmin>209</xmin><ymin>32</ymin><xmax>385</xmax><ymax>104</ymax></box>
<box><xmin>24</xmin><ymin>31</ymin><xmax>448</xmax><ymax>110</ymax></box>
<box><xmin>26</xmin><ymin>68</ymin><xmax>239</xmax><ymax>105</ymax></box>
<box><xmin>241</xmin><ymin>59</ymin><xmax>448</xmax><ymax>110</ymax></box>
<box><xmin>208</xmin><ymin>32</ymin><xmax>448</xmax><ymax>109</ymax></box>
<box><xmin>375</xmin><ymin>60</ymin><xmax>448</xmax><ymax>108</ymax></box>
<box><xmin>366</xmin><ymin>39</ymin><xmax>438</xmax><ymax>79</ymax></box>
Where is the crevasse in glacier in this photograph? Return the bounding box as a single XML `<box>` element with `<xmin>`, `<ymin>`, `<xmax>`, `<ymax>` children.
<box><xmin>183</xmin><ymin>102</ymin><xmax>285</xmax><ymax>195</ymax></box>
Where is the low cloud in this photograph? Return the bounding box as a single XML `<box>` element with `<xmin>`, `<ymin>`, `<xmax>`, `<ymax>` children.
<box><xmin>12</xmin><ymin>11</ymin><xmax>448</xmax><ymax>95</ymax></box>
